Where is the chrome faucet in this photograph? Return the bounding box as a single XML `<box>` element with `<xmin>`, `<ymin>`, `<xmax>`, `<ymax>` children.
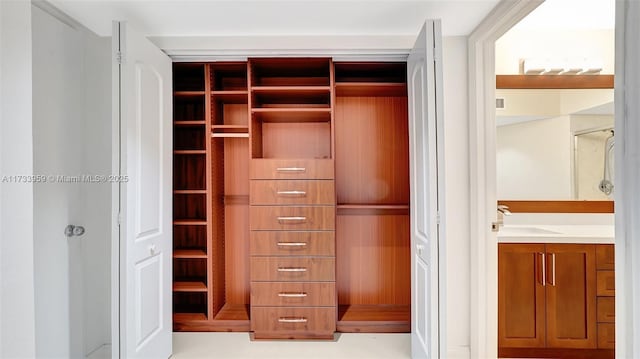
<box><xmin>493</xmin><ymin>205</ymin><xmax>512</xmax><ymax>232</ymax></box>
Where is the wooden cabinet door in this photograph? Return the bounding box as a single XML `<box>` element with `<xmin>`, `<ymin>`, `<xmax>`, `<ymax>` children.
<box><xmin>545</xmin><ymin>244</ymin><xmax>597</xmax><ymax>348</ymax></box>
<box><xmin>498</xmin><ymin>244</ymin><xmax>546</xmax><ymax>348</ymax></box>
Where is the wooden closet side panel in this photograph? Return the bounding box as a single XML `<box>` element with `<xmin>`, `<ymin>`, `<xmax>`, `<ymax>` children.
<box><xmin>223</xmin><ymin>136</ymin><xmax>250</xmax><ymax>304</ymax></box>
<box><xmin>336</xmin><ymin>214</ymin><xmax>410</xmax><ymax>305</ymax></box>
<box><xmin>335</xmin><ymin>96</ymin><xmax>409</xmax><ymax>205</ymax></box>
<box><xmin>210</xmin><ymin>138</ymin><xmax>226</xmax><ymax>316</ymax></box>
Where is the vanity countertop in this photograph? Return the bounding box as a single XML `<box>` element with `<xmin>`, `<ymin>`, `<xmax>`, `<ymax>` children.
<box><xmin>497</xmin><ymin>225</ymin><xmax>614</xmax><ymax>244</ymax></box>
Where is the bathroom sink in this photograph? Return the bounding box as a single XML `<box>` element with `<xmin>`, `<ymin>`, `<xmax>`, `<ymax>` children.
<box><xmin>497</xmin><ymin>225</ymin><xmax>614</xmax><ymax>244</ymax></box>
<box><xmin>498</xmin><ymin>226</ymin><xmax>561</xmax><ymax>236</ymax></box>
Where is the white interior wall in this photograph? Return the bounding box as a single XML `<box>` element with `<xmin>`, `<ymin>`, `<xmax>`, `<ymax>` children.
<box><xmin>497</xmin><ymin>115</ymin><xmax>572</xmax><ymax>199</ymax></box>
<box><xmin>31</xmin><ymin>3</ymin><xmax>112</xmax><ymax>358</ymax></box>
<box><xmin>496</xmin><ymin>89</ymin><xmax>613</xmax><ymax>118</ymax></box>
<box><xmin>32</xmin><ymin>6</ymin><xmax>84</xmax><ymax>357</ymax></box>
<box><xmin>442</xmin><ymin>36</ymin><xmax>470</xmax><ymax>358</ymax></box>
<box><xmin>495</xmin><ymin>28</ymin><xmax>614</xmax><ymax>74</ymax></box>
<box><xmin>0</xmin><ymin>1</ymin><xmax>37</xmax><ymax>358</ymax></box>
<box><xmin>80</xmin><ymin>31</ymin><xmax>112</xmax><ymax>357</ymax></box>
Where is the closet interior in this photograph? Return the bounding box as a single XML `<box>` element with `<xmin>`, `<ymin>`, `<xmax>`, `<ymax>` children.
<box><xmin>172</xmin><ymin>58</ymin><xmax>410</xmax><ymax>337</ymax></box>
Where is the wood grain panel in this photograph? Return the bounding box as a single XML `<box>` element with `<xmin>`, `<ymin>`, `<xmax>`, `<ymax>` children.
<box><xmin>335</xmin><ymin>96</ymin><xmax>409</xmax><ymax>205</ymax></box>
<box><xmin>597</xmin><ymin>297</ymin><xmax>615</xmax><ymax>323</ymax></box>
<box><xmin>224</xmin><ymin>204</ymin><xmax>250</xmax><ymax>304</ymax></box>
<box><xmin>173</xmin><ymin>154</ymin><xmax>206</xmax><ymax>190</ymax></box>
<box><xmin>261</xmin><ymin>122</ymin><xmax>331</xmax><ymax>159</ymax></box>
<box><xmin>498</xmin><ymin>347</ymin><xmax>614</xmax><ymax>359</ymax></box>
<box><xmin>250</xmin><ymin>159</ymin><xmax>334</xmax><ymax>179</ymax></box>
<box><xmin>498</xmin><ymin>243</ymin><xmax>546</xmax><ymax>348</ymax></box>
<box><xmin>597</xmin><ymin>271</ymin><xmax>615</xmax><ymax>296</ymax></box>
<box><xmin>251</xmin><ymin>282</ymin><xmax>336</xmax><ymax>306</ymax></box>
<box><xmin>214</xmin><ymin>103</ymin><xmax>248</xmax><ymax>126</ymax></box>
<box><xmin>496</xmin><ymin>75</ymin><xmax>614</xmax><ymax>89</ymax></box>
<box><xmin>250</xmin><ymin>206</ymin><xmax>335</xmax><ymax>231</ymax></box>
<box><xmin>173</xmin><ymin>225</ymin><xmax>207</xmax><ymax>251</ymax></box>
<box><xmin>596</xmin><ymin>245</ymin><xmax>615</xmax><ymax>270</ymax></box>
<box><xmin>251</xmin><ymin>307</ymin><xmax>336</xmax><ymax>339</ymax></box>
<box><xmin>497</xmin><ymin>200</ymin><xmax>613</xmax><ymax>213</ymax></box>
<box><xmin>223</xmin><ymin>137</ymin><xmax>249</xmax><ymax>195</ymax></box>
<box><xmin>210</xmin><ymin>136</ymin><xmax>225</xmax><ymax>316</ymax></box>
<box><xmin>597</xmin><ymin>323</ymin><xmax>615</xmax><ymax>349</ymax></box>
<box><xmin>250</xmin><ymin>180</ymin><xmax>335</xmax><ymax>205</ymax></box>
<box><xmin>336</xmin><ymin>214</ymin><xmax>410</xmax><ymax>305</ymax></box>
<box><xmin>545</xmin><ymin>244</ymin><xmax>597</xmax><ymax>349</ymax></box>
<box><xmin>337</xmin><ymin>304</ymin><xmax>410</xmax><ymax>333</ymax></box>
<box><xmin>173</xmin><ymin>193</ymin><xmax>206</xmax><ymax>220</ymax></box>
<box><xmin>250</xmin><ymin>257</ymin><xmax>335</xmax><ymax>282</ymax></box>
<box><xmin>250</xmin><ymin>231</ymin><xmax>335</xmax><ymax>256</ymax></box>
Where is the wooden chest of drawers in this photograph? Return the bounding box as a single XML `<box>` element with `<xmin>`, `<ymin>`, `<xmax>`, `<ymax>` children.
<box><xmin>250</xmin><ymin>158</ymin><xmax>336</xmax><ymax>339</ymax></box>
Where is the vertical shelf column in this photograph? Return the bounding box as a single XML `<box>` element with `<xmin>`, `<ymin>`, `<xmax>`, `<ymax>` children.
<box><xmin>172</xmin><ymin>63</ymin><xmax>210</xmax><ymax>324</ymax></box>
<box><xmin>248</xmin><ymin>58</ymin><xmax>336</xmax><ymax>339</ymax></box>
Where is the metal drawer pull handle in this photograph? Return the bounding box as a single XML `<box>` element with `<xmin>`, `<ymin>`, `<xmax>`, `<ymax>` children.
<box><xmin>550</xmin><ymin>253</ymin><xmax>556</xmax><ymax>286</ymax></box>
<box><xmin>278</xmin><ymin>292</ymin><xmax>308</xmax><ymax>297</ymax></box>
<box><xmin>277</xmin><ymin>190</ymin><xmax>307</xmax><ymax>197</ymax></box>
<box><xmin>277</xmin><ymin>242</ymin><xmax>307</xmax><ymax>247</ymax></box>
<box><xmin>276</xmin><ymin>167</ymin><xmax>306</xmax><ymax>173</ymax></box>
<box><xmin>277</xmin><ymin>216</ymin><xmax>307</xmax><ymax>223</ymax></box>
<box><xmin>278</xmin><ymin>317</ymin><xmax>307</xmax><ymax>323</ymax></box>
<box><xmin>277</xmin><ymin>267</ymin><xmax>307</xmax><ymax>272</ymax></box>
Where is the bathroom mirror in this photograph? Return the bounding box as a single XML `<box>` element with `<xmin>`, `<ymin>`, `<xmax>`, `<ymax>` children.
<box><xmin>496</xmin><ymin>87</ymin><xmax>614</xmax><ymax>211</ymax></box>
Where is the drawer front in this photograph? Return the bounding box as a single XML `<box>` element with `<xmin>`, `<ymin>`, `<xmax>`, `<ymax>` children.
<box><xmin>597</xmin><ymin>297</ymin><xmax>615</xmax><ymax>323</ymax></box>
<box><xmin>250</xmin><ymin>231</ymin><xmax>335</xmax><ymax>256</ymax></box>
<box><xmin>597</xmin><ymin>323</ymin><xmax>615</xmax><ymax>349</ymax></box>
<box><xmin>596</xmin><ymin>245</ymin><xmax>615</xmax><ymax>270</ymax></box>
<box><xmin>251</xmin><ymin>307</ymin><xmax>336</xmax><ymax>338</ymax></box>
<box><xmin>251</xmin><ymin>282</ymin><xmax>335</xmax><ymax>306</ymax></box>
<box><xmin>250</xmin><ymin>206</ymin><xmax>335</xmax><ymax>230</ymax></box>
<box><xmin>597</xmin><ymin>271</ymin><xmax>615</xmax><ymax>296</ymax></box>
<box><xmin>250</xmin><ymin>159</ymin><xmax>334</xmax><ymax>180</ymax></box>
<box><xmin>250</xmin><ymin>257</ymin><xmax>335</xmax><ymax>281</ymax></box>
<box><xmin>250</xmin><ymin>180</ymin><xmax>335</xmax><ymax>205</ymax></box>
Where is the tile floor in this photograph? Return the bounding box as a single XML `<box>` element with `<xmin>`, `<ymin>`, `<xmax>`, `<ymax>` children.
<box><xmin>172</xmin><ymin>332</ymin><xmax>411</xmax><ymax>359</ymax></box>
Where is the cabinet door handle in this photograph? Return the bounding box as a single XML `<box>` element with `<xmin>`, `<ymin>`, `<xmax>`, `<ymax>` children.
<box><xmin>276</xmin><ymin>190</ymin><xmax>307</xmax><ymax>197</ymax></box>
<box><xmin>276</xmin><ymin>167</ymin><xmax>306</xmax><ymax>173</ymax></box>
<box><xmin>277</xmin><ymin>267</ymin><xmax>307</xmax><ymax>272</ymax></box>
<box><xmin>277</xmin><ymin>242</ymin><xmax>307</xmax><ymax>247</ymax></box>
<box><xmin>549</xmin><ymin>253</ymin><xmax>556</xmax><ymax>286</ymax></box>
<box><xmin>540</xmin><ymin>252</ymin><xmax>546</xmax><ymax>286</ymax></box>
<box><xmin>278</xmin><ymin>317</ymin><xmax>307</xmax><ymax>323</ymax></box>
<box><xmin>277</xmin><ymin>216</ymin><xmax>307</xmax><ymax>224</ymax></box>
<box><xmin>278</xmin><ymin>292</ymin><xmax>308</xmax><ymax>298</ymax></box>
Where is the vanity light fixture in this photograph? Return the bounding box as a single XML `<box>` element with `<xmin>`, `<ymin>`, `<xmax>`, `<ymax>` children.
<box><xmin>522</xmin><ymin>58</ymin><xmax>603</xmax><ymax>75</ymax></box>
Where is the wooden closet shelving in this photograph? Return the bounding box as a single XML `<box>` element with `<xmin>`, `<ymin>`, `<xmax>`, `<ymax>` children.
<box><xmin>334</xmin><ymin>62</ymin><xmax>411</xmax><ymax>332</ymax></box>
<box><xmin>173</xmin><ymin>59</ymin><xmax>412</xmax><ymax>337</ymax></box>
<box><xmin>172</xmin><ymin>62</ymin><xmax>252</xmax><ymax>331</ymax></box>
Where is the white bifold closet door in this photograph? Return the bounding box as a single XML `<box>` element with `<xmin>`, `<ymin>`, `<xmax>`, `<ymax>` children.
<box><xmin>408</xmin><ymin>20</ymin><xmax>444</xmax><ymax>359</ymax></box>
<box><xmin>113</xmin><ymin>21</ymin><xmax>173</xmax><ymax>359</ymax></box>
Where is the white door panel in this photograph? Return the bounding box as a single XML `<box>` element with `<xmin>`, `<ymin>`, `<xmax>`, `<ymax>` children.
<box><xmin>114</xmin><ymin>21</ymin><xmax>172</xmax><ymax>359</ymax></box>
<box><xmin>408</xmin><ymin>20</ymin><xmax>443</xmax><ymax>359</ymax></box>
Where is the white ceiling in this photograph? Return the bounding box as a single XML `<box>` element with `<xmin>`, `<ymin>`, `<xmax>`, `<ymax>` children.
<box><xmin>48</xmin><ymin>0</ymin><xmax>500</xmax><ymax>38</ymax></box>
<box><xmin>513</xmin><ymin>0</ymin><xmax>615</xmax><ymax>30</ymax></box>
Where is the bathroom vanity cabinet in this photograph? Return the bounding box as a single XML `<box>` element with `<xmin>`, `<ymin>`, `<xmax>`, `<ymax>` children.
<box><xmin>498</xmin><ymin>243</ymin><xmax>615</xmax><ymax>358</ymax></box>
<box><xmin>171</xmin><ymin>58</ymin><xmax>410</xmax><ymax>338</ymax></box>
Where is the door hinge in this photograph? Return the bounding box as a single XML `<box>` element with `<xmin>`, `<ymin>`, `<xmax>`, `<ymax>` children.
<box><xmin>117</xmin><ymin>212</ymin><xmax>122</xmax><ymax>226</ymax></box>
<box><xmin>436</xmin><ymin>211</ymin><xmax>441</xmax><ymax>225</ymax></box>
<box><xmin>115</xmin><ymin>50</ymin><xmax>124</xmax><ymax>64</ymax></box>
